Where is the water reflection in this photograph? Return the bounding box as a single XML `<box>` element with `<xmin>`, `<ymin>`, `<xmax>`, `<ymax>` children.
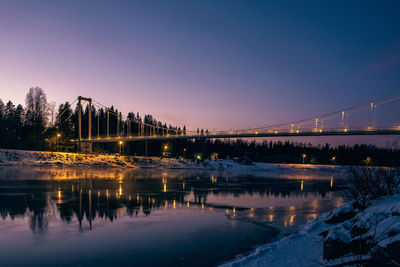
<box><xmin>0</xmin><ymin>166</ymin><xmax>343</xmax><ymax>234</ymax></box>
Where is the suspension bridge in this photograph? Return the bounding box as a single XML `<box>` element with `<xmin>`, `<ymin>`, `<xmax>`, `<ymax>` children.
<box><xmin>56</xmin><ymin>92</ymin><xmax>400</xmax><ymax>151</ymax></box>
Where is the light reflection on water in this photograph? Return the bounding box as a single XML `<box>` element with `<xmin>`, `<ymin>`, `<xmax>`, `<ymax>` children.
<box><xmin>0</xmin><ymin>166</ymin><xmax>345</xmax><ymax>266</ymax></box>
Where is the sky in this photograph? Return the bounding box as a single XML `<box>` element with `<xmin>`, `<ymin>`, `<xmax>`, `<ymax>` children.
<box><xmin>0</xmin><ymin>0</ymin><xmax>400</xmax><ymax>137</ymax></box>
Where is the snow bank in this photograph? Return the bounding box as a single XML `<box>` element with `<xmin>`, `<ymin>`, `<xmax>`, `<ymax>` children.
<box><xmin>221</xmin><ymin>194</ymin><xmax>400</xmax><ymax>266</ymax></box>
<box><xmin>0</xmin><ymin>149</ymin><xmax>137</xmax><ymax>167</ymax></box>
<box><xmin>0</xmin><ymin>149</ymin><xmax>345</xmax><ymax>174</ymax></box>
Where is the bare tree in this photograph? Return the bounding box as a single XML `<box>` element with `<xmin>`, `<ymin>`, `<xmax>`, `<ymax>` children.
<box><xmin>25</xmin><ymin>86</ymin><xmax>48</xmax><ymax>127</ymax></box>
<box><xmin>48</xmin><ymin>100</ymin><xmax>56</xmax><ymax>127</ymax></box>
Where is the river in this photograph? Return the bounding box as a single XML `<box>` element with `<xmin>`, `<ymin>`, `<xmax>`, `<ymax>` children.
<box><xmin>0</xmin><ymin>166</ymin><xmax>346</xmax><ymax>266</ymax></box>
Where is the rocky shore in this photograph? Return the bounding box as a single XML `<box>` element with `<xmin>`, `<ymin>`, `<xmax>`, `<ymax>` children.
<box><xmin>222</xmin><ymin>194</ymin><xmax>400</xmax><ymax>266</ymax></box>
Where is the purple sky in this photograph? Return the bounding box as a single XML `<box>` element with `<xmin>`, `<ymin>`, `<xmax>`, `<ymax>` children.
<box><xmin>1</xmin><ymin>0</ymin><xmax>400</xmax><ymax>142</ymax></box>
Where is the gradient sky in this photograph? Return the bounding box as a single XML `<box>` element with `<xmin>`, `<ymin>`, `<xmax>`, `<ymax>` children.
<box><xmin>1</xmin><ymin>0</ymin><xmax>400</xmax><ymax>134</ymax></box>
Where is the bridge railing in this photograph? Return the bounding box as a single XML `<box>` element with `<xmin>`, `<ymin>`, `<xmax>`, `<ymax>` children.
<box><xmin>74</xmin><ymin>126</ymin><xmax>400</xmax><ymax>142</ymax></box>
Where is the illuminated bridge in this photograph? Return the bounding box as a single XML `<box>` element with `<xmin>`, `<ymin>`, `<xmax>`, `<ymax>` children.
<box><xmin>57</xmin><ymin>92</ymin><xmax>400</xmax><ymax>148</ymax></box>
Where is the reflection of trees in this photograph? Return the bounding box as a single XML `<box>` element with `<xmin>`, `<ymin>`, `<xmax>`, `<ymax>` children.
<box><xmin>0</xmin><ymin>180</ymin><xmax>49</xmax><ymax>233</ymax></box>
<box><xmin>29</xmin><ymin>212</ymin><xmax>48</xmax><ymax>233</ymax></box>
<box><xmin>0</xmin><ymin>171</ymin><xmax>342</xmax><ymax>233</ymax></box>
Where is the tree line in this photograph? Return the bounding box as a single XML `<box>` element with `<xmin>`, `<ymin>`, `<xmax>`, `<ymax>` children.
<box><xmin>0</xmin><ymin>87</ymin><xmax>185</xmax><ymax>151</ymax></box>
<box><xmin>1</xmin><ymin>87</ymin><xmax>400</xmax><ymax>166</ymax></box>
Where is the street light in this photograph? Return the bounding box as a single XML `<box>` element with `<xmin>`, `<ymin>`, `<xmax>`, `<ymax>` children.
<box><xmin>302</xmin><ymin>154</ymin><xmax>306</xmax><ymax>164</ymax></box>
<box><xmin>119</xmin><ymin>141</ymin><xmax>123</xmax><ymax>154</ymax></box>
<box><xmin>162</xmin><ymin>144</ymin><xmax>169</xmax><ymax>157</ymax></box>
<box><xmin>56</xmin><ymin>133</ymin><xmax>61</xmax><ymax>152</ymax></box>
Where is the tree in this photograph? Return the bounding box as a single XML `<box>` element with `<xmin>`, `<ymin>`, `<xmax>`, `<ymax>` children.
<box><xmin>48</xmin><ymin>101</ymin><xmax>56</xmax><ymax>127</ymax></box>
<box><xmin>25</xmin><ymin>87</ymin><xmax>48</xmax><ymax>126</ymax></box>
<box><xmin>55</xmin><ymin>102</ymin><xmax>75</xmax><ymax>151</ymax></box>
<box><xmin>24</xmin><ymin>87</ymin><xmax>49</xmax><ymax>149</ymax></box>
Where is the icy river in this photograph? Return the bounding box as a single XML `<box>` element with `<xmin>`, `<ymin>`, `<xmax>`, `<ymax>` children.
<box><xmin>0</xmin><ymin>166</ymin><xmax>346</xmax><ymax>266</ymax></box>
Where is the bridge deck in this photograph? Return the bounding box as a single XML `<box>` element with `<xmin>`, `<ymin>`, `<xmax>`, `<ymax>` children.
<box><xmin>75</xmin><ymin>129</ymin><xmax>400</xmax><ymax>143</ymax></box>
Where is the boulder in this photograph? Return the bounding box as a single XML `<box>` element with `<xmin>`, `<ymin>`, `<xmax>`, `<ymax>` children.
<box><xmin>369</xmin><ymin>241</ymin><xmax>400</xmax><ymax>266</ymax></box>
<box><xmin>323</xmin><ymin>224</ymin><xmax>352</xmax><ymax>260</ymax></box>
<box><xmin>325</xmin><ymin>202</ymin><xmax>357</xmax><ymax>224</ymax></box>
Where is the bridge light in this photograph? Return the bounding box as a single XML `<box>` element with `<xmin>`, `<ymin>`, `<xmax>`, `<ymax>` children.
<box><xmin>296</xmin><ymin>130</ymin><xmax>300</xmax><ymax>133</ymax></box>
<box><xmin>56</xmin><ymin>133</ymin><xmax>61</xmax><ymax>152</ymax></box>
<box><xmin>255</xmin><ymin>131</ymin><xmax>258</xmax><ymax>135</ymax></box>
<box><xmin>274</xmin><ymin>130</ymin><xmax>278</xmax><ymax>134</ymax></box>
<box><xmin>119</xmin><ymin>141</ymin><xmax>123</xmax><ymax>154</ymax></box>
<box><xmin>344</xmin><ymin>128</ymin><xmax>348</xmax><ymax>132</ymax></box>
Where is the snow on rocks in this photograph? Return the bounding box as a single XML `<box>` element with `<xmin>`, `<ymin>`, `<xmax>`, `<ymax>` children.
<box><xmin>220</xmin><ymin>194</ymin><xmax>400</xmax><ymax>267</ymax></box>
<box><xmin>324</xmin><ymin>201</ymin><xmax>358</xmax><ymax>224</ymax></box>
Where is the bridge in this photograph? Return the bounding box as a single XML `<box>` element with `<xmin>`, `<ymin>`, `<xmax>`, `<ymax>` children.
<box><xmin>56</xmin><ymin>92</ymin><xmax>400</xmax><ymax>151</ymax></box>
<box><xmin>82</xmin><ymin>129</ymin><xmax>400</xmax><ymax>143</ymax></box>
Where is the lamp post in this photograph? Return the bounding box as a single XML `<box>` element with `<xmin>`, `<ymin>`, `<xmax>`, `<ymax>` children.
<box><xmin>119</xmin><ymin>141</ymin><xmax>123</xmax><ymax>155</ymax></box>
<box><xmin>56</xmin><ymin>133</ymin><xmax>61</xmax><ymax>152</ymax></box>
<box><xmin>162</xmin><ymin>144</ymin><xmax>169</xmax><ymax>157</ymax></box>
<box><xmin>302</xmin><ymin>154</ymin><xmax>306</xmax><ymax>164</ymax></box>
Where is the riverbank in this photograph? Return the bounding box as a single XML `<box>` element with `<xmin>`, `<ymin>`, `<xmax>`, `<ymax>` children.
<box><xmin>0</xmin><ymin>149</ymin><xmax>345</xmax><ymax>174</ymax></box>
<box><xmin>221</xmin><ymin>193</ymin><xmax>400</xmax><ymax>266</ymax></box>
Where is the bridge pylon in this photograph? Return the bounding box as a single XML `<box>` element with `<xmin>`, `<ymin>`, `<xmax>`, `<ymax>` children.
<box><xmin>78</xmin><ymin>96</ymin><xmax>92</xmax><ymax>152</ymax></box>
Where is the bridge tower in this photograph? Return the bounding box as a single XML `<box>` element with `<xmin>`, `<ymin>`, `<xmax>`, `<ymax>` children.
<box><xmin>369</xmin><ymin>102</ymin><xmax>376</xmax><ymax>129</ymax></box>
<box><xmin>340</xmin><ymin>111</ymin><xmax>345</xmax><ymax>129</ymax></box>
<box><xmin>78</xmin><ymin>96</ymin><xmax>92</xmax><ymax>153</ymax></box>
<box><xmin>107</xmin><ymin>109</ymin><xmax>110</xmax><ymax>138</ymax></box>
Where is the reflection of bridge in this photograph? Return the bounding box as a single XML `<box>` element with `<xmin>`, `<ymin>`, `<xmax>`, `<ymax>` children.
<box><xmin>60</xmin><ymin>92</ymin><xmax>400</xmax><ymax>148</ymax></box>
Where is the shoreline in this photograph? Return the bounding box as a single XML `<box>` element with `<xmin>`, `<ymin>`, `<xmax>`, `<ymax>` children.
<box><xmin>220</xmin><ymin>193</ymin><xmax>400</xmax><ymax>266</ymax></box>
<box><xmin>0</xmin><ymin>149</ymin><xmax>345</xmax><ymax>173</ymax></box>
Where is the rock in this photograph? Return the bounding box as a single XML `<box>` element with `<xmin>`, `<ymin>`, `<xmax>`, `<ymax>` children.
<box><xmin>323</xmin><ymin>224</ymin><xmax>352</xmax><ymax>260</ymax></box>
<box><xmin>319</xmin><ymin>230</ymin><xmax>329</xmax><ymax>238</ymax></box>
<box><xmin>323</xmin><ymin>236</ymin><xmax>351</xmax><ymax>260</ymax></box>
<box><xmin>351</xmin><ymin>224</ymin><xmax>369</xmax><ymax>237</ymax></box>
<box><xmin>323</xmin><ymin>232</ymin><xmax>374</xmax><ymax>260</ymax></box>
<box><xmin>370</xmin><ymin>241</ymin><xmax>400</xmax><ymax>266</ymax></box>
<box><xmin>325</xmin><ymin>202</ymin><xmax>357</xmax><ymax>224</ymax></box>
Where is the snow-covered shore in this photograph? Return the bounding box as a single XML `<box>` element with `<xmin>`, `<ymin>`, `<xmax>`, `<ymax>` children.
<box><xmin>221</xmin><ymin>194</ymin><xmax>400</xmax><ymax>266</ymax></box>
<box><xmin>0</xmin><ymin>149</ymin><xmax>345</xmax><ymax>174</ymax></box>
